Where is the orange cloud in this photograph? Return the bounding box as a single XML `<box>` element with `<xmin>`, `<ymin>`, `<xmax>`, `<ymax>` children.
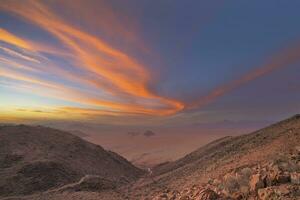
<box><xmin>0</xmin><ymin>28</ymin><xmax>32</xmax><ymax>50</ymax></box>
<box><xmin>188</xmin><ymin>42</ymin><xmax>300</xmax><ymax>109</ymax></box>
<box><xmin>0</xmin><ymin>68</ymin><xmax>181</xmax><ymax>116</ymax></box>
<box><xmin>0</xmin><ymin>0</ymin><xmax>184</xmax><ymax>116</ymax></box>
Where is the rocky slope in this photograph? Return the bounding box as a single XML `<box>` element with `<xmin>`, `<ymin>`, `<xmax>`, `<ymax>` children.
<box><xmin>133</xmin><ymin>114</ymin><xmax>300</xmax><ymax>199</ymax></box>
<box><xmin>0</xmin><ymin>125</ymin><xmax>143</xmax><ymax>198</ymax></box>
<box><xmin>1</xmin><ymin>115</ymin><xmax>300</xmax><ymax>200</ymax></box>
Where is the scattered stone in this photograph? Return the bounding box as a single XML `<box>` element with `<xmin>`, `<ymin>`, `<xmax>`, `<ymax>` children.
<box><xmin>291</xmin><ymin>172</ymin><xmax>300</xmax><ymax>184</ymax></box>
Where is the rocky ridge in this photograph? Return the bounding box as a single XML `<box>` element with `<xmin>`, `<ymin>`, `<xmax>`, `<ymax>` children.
<box><xmin>152</xmin><ymin>146</ymin><xmax>300</xmax><ymax>199</ymax></box>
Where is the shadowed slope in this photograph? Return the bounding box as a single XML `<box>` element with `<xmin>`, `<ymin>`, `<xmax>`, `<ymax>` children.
<box><xmin>0</xmin><ymin>125</ymin><xmax>143</xmax><ymax>197</ymax></box>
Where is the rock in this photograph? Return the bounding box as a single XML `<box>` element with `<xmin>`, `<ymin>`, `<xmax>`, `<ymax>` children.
<box><xmin>258</xmin><ymin>187</ymin><xmax>280</xmax><ymax>200</ymax></box>
<box><xmin>231</xmin><ymin>191</ymin><xmax>244</xmax><ymax>200</ymax></box>
<box><xmin>212</xmin><ymin>179</ymin><xmax>221</xmax><ymax>186</ymax></box>
<box><xmin>266</xmin><ymin>173</ymin><xmax>277</xmax><ymax>186</ymax></box>
<box><xmin>266</xmin><ymin>164</ymin><xmax>282</xmax><ymax>186</ymax></box>
<box><xmin>276</xmin><ymin>172</ymin><xmax>290</xmax><ymax>184</ymax></box>
<box><xmin>258</xmin><ymin>185</ymin><xmax>292</xmax><ymax>200</ymax></box>
<box><xmin>249</xmin><ymin>174</ymin><xmax>266</xmax><ymax>192</ymax></box>
<box><xmin>195</xmin><ymin>188</ymin><xmax>220</xmax><ymax>200</ymax></box>
<box><xmin>291</xmin><ymin>172</ymin><xmax>300</xmax><ymax>184</ymax></box>
<box><xmin>276</xmin><ymin>185</ymin><xmax>290</xmax><ymax>196</ymax></box>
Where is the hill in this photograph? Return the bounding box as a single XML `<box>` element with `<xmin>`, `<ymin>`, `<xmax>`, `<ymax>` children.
<box><xmin>0</xmin><ymin>125</ymin><xmax>143</xmax><ymax>198</ymax></box>
<box><xmin>134</xmin><ymin>115</ymin><xmax>300</xmax><ymax>199</ymax></box>
<box><xmin>1</xmin><ymin>115</ymin><xmax>299</xmax><ymax>200</ymax></box>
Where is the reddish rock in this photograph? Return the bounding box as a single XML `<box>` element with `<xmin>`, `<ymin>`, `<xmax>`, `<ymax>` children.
<box><xmin>250</xmin><ymin>174</ymin><xmax>266</xmax><ymax>192</ymax></box>
<box><xmin>258</xmin><ymin>187</ymin><xmax>280</xmax><ymax>200</ymax></box>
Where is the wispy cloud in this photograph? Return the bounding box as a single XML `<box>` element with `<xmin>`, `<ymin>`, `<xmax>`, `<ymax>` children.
<box><xmin>188</xmin><ymin>42</ymin><xmax>300</xmax><ymax>110</ymax></box>
<box><xmin>0</xmin><ymin>46</ymin><xmax>40</xmax><ymax>63</ymax></box>
<box><xmin>1</xmin><ymin>0</ymin><xmax>299</xmax><ymax>122</ymax></box>
<box><xmin>0</xmin><ymin>0</ymin><xmax>184</xmax><ymax>116</ymax></box>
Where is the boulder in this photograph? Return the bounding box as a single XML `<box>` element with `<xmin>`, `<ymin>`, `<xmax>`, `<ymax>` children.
<box><xmin>265</xmin><ymin>164</ymin><xmax>289</xmax><ymax>186</ymax></box>
<box><xmin>276</xmin><ymin>172</ymin><xmax>290</xmax><ymax>184</ymax></box>
<box><xmin>249</xmin><ymin>174</ymin><xmax>266</xmax><ymax>192</ymax></box>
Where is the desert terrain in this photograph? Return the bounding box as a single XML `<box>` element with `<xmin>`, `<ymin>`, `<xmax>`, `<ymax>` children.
<box><xmin>1</xmin><ymin>115</ymin><xmax>299</xmax><ymax>200</ymax></box>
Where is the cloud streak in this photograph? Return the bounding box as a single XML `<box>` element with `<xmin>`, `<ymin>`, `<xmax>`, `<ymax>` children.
<box><xmin>188</xmin><ymin>42</ymin><xmax>300</xmax><ymax>110</ymax></box>
<box><xmin>0</xmin><ymin>28</ymin><xmax>32</xmax><ymax>50</ymax></box>
<box><xmin>0</xmin><ymin>46</ymin><xmax>40</xmax><ymax>63</ymax></box>
<box><xmin>0</xmin><ymin>0</ymin><xmax>184</xmax><ymax>116</ymax></box>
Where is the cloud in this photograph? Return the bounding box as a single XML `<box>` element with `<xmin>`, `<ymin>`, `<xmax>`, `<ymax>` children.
<box><xmin>1</xmin><ymin>0</ymin><xmax>299</xmax><ymax>122</ymax></box>
<box><xmin>0</xmin><ymin>28</ymin><xmax>32</xmax><ymax>50</ymax></box>
<box><xmin>0</xmin><ymin>56</ymin><xmax>39</xmax><ymax>72</ymax></box>
<box><xmin>0</xmin><ymin>0</ymin><xmax>184</xmax><ymax>116</ymax></box>
<box><xmin>16</xmin><ymin>108</ymin><xmax>52</xmax><ymax>114</ymax></box>
<box><xmin>188</xmin><ymin>42</ymin><xmax>300</xmax><ymax>110</ymax></box>
<box><xmin>0</xmin><ymin>67</ymin><xmax>181</xmax><ymax>116</ymax></box>
<box><xmin>0</xmin><ymin>46</ymin><xmax>40</xmax><ymax>63</ymax></box>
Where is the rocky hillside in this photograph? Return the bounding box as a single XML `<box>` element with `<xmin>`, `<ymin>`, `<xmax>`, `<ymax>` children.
<box><xmin>0</xmin><ymin>115</ymin><xmax>299</xmax><ymax>200</ymax></box>
<box><xmin>134</xmin><ymin>115</ymin><xmax>300</xmax><ymax>199</ymax></box>
<box><xmin>0</xmin><ymin>125</ymin><xmax>143</xmax><ymax>198</ymax></box>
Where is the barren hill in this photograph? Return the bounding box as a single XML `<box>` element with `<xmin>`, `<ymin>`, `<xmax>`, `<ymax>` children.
<box><xmin>132</xmin><ymin>114</ymin><xmax>300</xmax><ymax>199</ymax></box>
<box><xmin>0</xmin><ymin>125</ymin><xmax>143</xmax><ymax>198</ymax></box>
<box><xmin>1</xmin><ymin>115</ymin><xmax>299</xmax><ymax>200</ymax></box>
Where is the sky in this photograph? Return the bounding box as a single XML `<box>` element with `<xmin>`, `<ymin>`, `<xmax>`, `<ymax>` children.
<box><xmin>1</xmin><ymin>0</ymin><xmax>300</xmax><ymax>132</ymax></box>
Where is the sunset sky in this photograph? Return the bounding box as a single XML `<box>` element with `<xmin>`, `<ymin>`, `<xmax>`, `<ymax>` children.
<box><xmin>1</xmin><ymin>0</ymin><xmax>300</xmax><ymax>130</ymax></box>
